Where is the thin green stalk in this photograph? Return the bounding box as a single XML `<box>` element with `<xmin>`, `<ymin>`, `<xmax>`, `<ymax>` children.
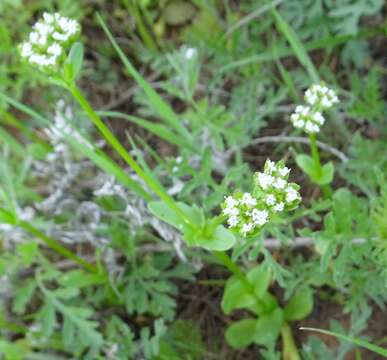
<box><xmin>281</xmin><ymin>322</ymin><xmax>301</xmax><ymax>360</ymax></box>
<box><xmin>67</xmin><ymin>82</ymin><xmax>193</xmax><ymax>228</ymax></box>
<box><xmin>309</xmin><ymin>133</ymin><xmax>332</xmax><ymax>198</ymax></box>
<box><xmin>122</xmin><ymin>0</ymin><xmax>158</xmax><ymax>51</ymax></box>
<box><xmin>0</xmin><ymin>207</ymin><xmax>98</xmax><ymax>273</ymax></box>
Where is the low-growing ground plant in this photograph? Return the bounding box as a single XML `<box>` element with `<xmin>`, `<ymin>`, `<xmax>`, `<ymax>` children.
<box><xmin>0</xmin><ymin>1</ymin><xmax>386</xmax><ymax>359</ymax></box>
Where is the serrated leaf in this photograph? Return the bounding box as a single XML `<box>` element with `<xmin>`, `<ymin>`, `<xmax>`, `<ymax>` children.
<box><xmin>225</xmin><ymin>318</ymin><xmax>257</xmax><ymax>348</ymax></box>
<box><xmin>40</xmin><ymin>302</ymin><xmax>56</xmax><ymax>337</ymax></box>
<box><xmin>284</xmin><ymin>287</ymin><xmax>314</xmax><ymax>321</ymax></box>
<box><xmin>12</xmin><ymin>282</ymin><xmax>36</xmax><ymax>314</ymax></box>
<box><xmin>62</xmin><ymin>315</ymin><xmax>75</xmax><ymax>348</ymax></box>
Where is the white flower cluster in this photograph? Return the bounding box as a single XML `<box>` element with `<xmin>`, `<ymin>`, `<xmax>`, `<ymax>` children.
<box><xmin>222</xmin><ymin>159</ymin><xmax>301</xmax><ymax>236</ymax></box>
<box><xmin>290</xmin><ymin>105</ymin><xmax>324</xmax><ymax>133</ymax></box>
<box><xmin>305</xmin><ymin>84</ymin><xmax>339</xmax><ymax>109</ymax></box>
<box><xmin>290</xmin><ymin>84</ymin><xmax>339</xmax><ymax>134</ymax></box>
<box><xmin>19</xmin><ymin>12</ymin><xmax>80</xmax><ymax>70</ymax></box>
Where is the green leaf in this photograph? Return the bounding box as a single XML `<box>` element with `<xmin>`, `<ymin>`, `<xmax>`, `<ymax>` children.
<box><xmin>254</xmin><ymin>308</ymin><xmax>284</xmax><ymax>347</ymax></box>
<box><xmin>284</xmin><ymin>287</ymin><xmax>314</xmax><ymax>321</ymax></box>
<box><xmin>296</xmin><ymin>154</ymin><xmax>318</xmax><ymax>180</ymax></box>
<box><xmin>221</xmin><ymin>276</ymin><xmax>255</xmax><ymax>315</ymax></box>
<box><xmin>12</xmin><ymin>282</ymin><xmax>36</xmax><ymax>314</ymax></box>
<box><xmin>225</xmin><ymin>319</ymin><xmax>257</xmax><ymax>348</ymax></box>
<box><xmin>296</xmin><ymin>155</ymin><xmax>335</xmax><ymax>185</ymax></box>
<box><xmin>16</xmin><ymin>242</ymin><xmax>39</xmax><ymax>266</ymax></box>
<box><xmin>247</xmin><ymin>266</ymin><xmax>271</xmax><ymax>298</ymax></box>
<box><xmin>65</xmin><ymin>42</ymin><xmax>84</xmax><ymax>81</ymax></box>
<box><xmin>39</xmin><ymin>302</ymin><xmax>56</xmax><ymax>337</ymax></box>
<box><xmin>195</xmin><ymin>225</ymin><xmax>236</xmax><ymax>251</ymax></box>
<box><xmin>148</xmin><ymin>201</ymin><xmax>186</xmax><ymax>231</ymax></box>
<box><xmin>318</xmin><ymin>162</ymin><xmax>335</xmax><ymax>185</ymax></box>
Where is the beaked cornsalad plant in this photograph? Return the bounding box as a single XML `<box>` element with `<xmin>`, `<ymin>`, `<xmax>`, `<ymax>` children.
<box><xmin>0</xmin><ymin>8</ymin><xmax>386</xmax><ymax>360</ymax></box>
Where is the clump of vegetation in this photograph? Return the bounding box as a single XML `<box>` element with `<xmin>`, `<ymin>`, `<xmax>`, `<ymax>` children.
<box><xmin>0</xmin><ymin>1</ymin><xmax>386</xmax><ymax>359</ymax></box>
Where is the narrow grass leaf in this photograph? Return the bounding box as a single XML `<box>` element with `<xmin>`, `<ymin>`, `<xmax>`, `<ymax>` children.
<box><xmin>96</xmin><ymin>13</ymin><xmax>193</xmax><ymax>144</ymax></box>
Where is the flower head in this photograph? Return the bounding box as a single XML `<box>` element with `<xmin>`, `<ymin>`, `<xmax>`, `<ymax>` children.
<box><xmin>19</xmin><ymin>12</ymin><xmax>81</xmax><ymax>72</ymax></box>
<box><xmin>290</xmin><ymin>105</ymin><xmax>324</xmax><ymax>134</ymax></box>
<box><xmin>290</xmin><ymin>84</ymin><xmax>339</xmax><ymax>134</ymax></box>
<box><xmin>304</xmin><ymin>84</ymin><xmax>339</xmax><ymax>109</ymax></box>
<box><xmin>222</xmin><ymin>159</ymin><xmax>301</xmax><ymax>236</ymax></box>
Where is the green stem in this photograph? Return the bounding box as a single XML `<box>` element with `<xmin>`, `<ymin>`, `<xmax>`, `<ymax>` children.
<box><xmin>67</xmin><ymin>83</ymin><xmax>193</xmax><ymax>228</ymax></box>
<box><xmin>309</xmin><ymin>133</ymin><xmax>332</xmax><ymax>198</ymax></box>
<box><xmin>281</xmin><ymin>322</ymin><xmax>301</xmax><ymax>360</ymax></box>
<box><xmin>0</xmin><ymin>207</ymin><xmax>98</xmax><ymax>273</ymax></box>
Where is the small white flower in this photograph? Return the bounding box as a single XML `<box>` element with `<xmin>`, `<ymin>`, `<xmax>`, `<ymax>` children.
<box><xmin>228</xmin><ymin>216</ymin><xmax>239</xmax><ymax>228</ymax></box>
<box><xmin>21</xmin><ymin>42</ymin><xmax>33</xmax><ymax>57</ymax></box>
<box><xmin>223</xmin><ymin>206</ymin><xmax>239</xmax><ymax>217</ymax></box>
<box><xmin>265</xmin><ymin>194</ymin><xmax>276</xmax><ymax>206</ymax></box>
<box><xmin>43</xmin><ymin>12</ymin><xmax>54</xmax><ymax>23</ymax></box>
<box><xmin>52</xmin><ymin>31</ymin><xmax>69</xmax><ymax>42</ymax></box>
<box><xmin>225</xmin><ymin>196</ymin><xmax>238</xmax><ymax>208</ymax></box>
<box><xmin>266</xmin><ymin>159</ymin><xmax>276</xmax><ymax>174</ymax></box>
<box><xmin>241</xmin><ymin>222</ymin><xmax>254</xmax><ymax>235</ymax></box>
<box><xmin>47</xmin><ymin>43</ymin><xmax>62</xmax><ymax>56</ymax></box>
<box><xmin>321</xmin><ymin>97</ymin><xmax>331</xmax><ymax>108</ymax></box>
<box><xmin>257</xmin><ymin>172</ymin><xmax>274</xmax><ymax>190</ymax></box>
<box><xmin>286</xmin><ymin>187</ymin><xmax>299</xmax><ymax>203</ymax></box>
<box><xmin>279</xmin><ymin>167</ymin><xmax>290</xmax><ymax>177</ymax></box>
<box><xmin>184</xmin><ymin>47</ymin><xmax>197</xmax><ymax>60</ymax></box>
<box><xmin>273</xmin><ymin>202</ymin><xmax>284</xmax><ymax>212</ymax></box>
<box><xmin>312</xmin><ymin>112</ymin><xmax>325</xmax><ymax>125</ymax></box>
<box><xmin>241</xmin><ymin>192</ymin><xmax>257</xmax><ymax>207</ymax></box>
<box><xmin>273</xmin><ymin>178</ymin><xmax>286</xmax><ymax>189</ymax></box>
<box><xmin>251</xmin><ymin>209</ymin><xmax>269</xmax><ymax>226</ymax></box>
<box><xmin>29</xmin><ymin>32</ymin><xmax>39</xmax><ymax>43</ymax></box>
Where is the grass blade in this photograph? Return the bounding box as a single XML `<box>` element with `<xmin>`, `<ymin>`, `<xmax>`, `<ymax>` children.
<box><xmin>300</xmin><ymin>327</ymin><xmax>387</xmax><ymax>357</ymax></box>
<box><xmin>97</xmin><ymin>110</ymin><xmax>198</xmax><ymax>153</ymax></box>
<box><xmin>96</xmin><ymin>13</ymin><xmax>194</xmax><ymax>144</ymax></box>
<box><xmin>271</xmin><ymin>8</ymin><xmax>319</xmax><ymax>82</ymax></box>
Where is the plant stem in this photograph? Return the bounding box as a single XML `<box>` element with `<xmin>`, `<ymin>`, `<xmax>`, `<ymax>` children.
<box><xmin>68</xmin><ymin>83</ymin><xmax>193</xmax><ymax>228</ymax></box>
<box><xmin>309</xmin><ymin>133</ymin><xmax>332</xmax><ymax>198</ymax></box>
<box><xmin>0</xmin><ymin>207</ymin><xmax>98</xmax><ymax>273</ymax></box>
<box><xmin>281</xmin><ymin>322</ymin><xmax>301</xmax><ymax>360</ymax></box>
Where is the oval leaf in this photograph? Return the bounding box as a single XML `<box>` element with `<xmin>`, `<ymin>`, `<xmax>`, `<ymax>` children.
<box><xmin>284</xmin><ymin>287</ymin><xmax>314</xmax><ymax>321</ymax></box>
<box><xmin>225</xmin><ymin>319</ymin><xmax>257</xmax><ymax>348</ymax></box>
